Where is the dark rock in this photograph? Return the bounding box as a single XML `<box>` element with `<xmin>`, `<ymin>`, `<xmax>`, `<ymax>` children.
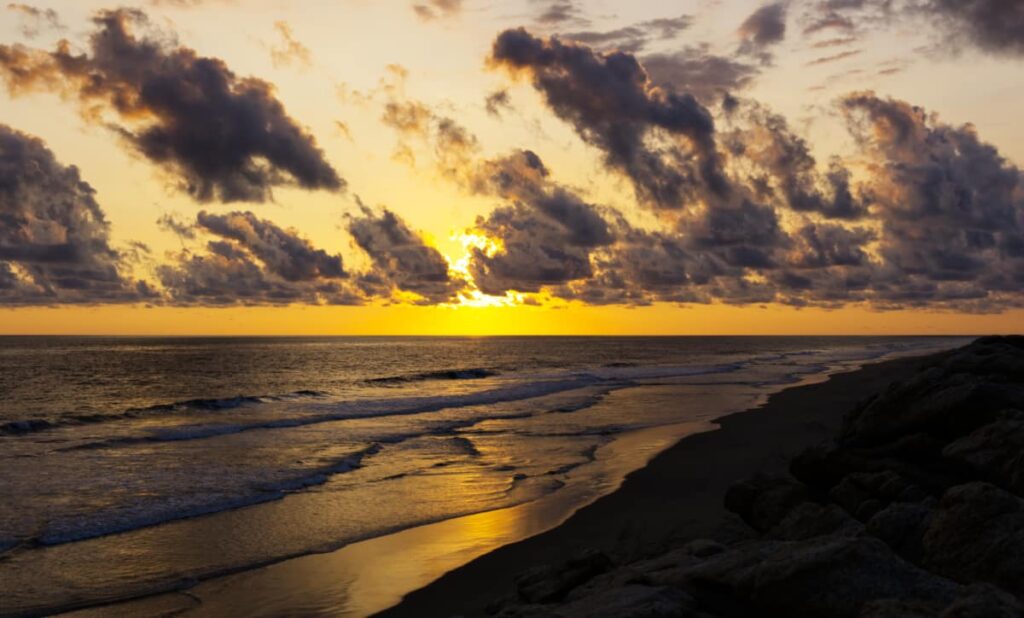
<box><xmin>943</xmin><ymin>410</ymin><xmax>1024</xmax><ymax>495</ymax></box>
<box><xmin>682</xmin><ymin>539</ymin><xmax>726</xmax><ymax>558</ymax></box>
<box><xmin>557</xmin><ymin>585</ymin><xmax>707</xmax><ymax>617</ymax></box>
<box><xmin>941</xmin><ymin>583</ymin><xmax>1023</xmax><ymax>618</ymax></box>
<box><xmin>841</xmin><ymin>339</ymin><xmax>1024</xmax><ymax>448</ymax></box>
<box><xmin>723</xmin><ymin>474</ymin><xmax>808</xmax><ymax>533</ymax></box>
<box><xmin>859</xmin><ymin>598</ymin><xmax>942</xmax><ymax>617</ymax></box>
<box><xmin>682</xmin><ymin>536</ymin><xmax>957</xmax><ymax>618</ymax></box>
<box><xmin>625</xmin><ymin>546</ymin><xmax>710</xmax><ymax>590</ymax></box>
<box><xmin>767</xmin><ymin>501</ymin><xmax>864</xmax><ymax>541</ymax></box>
<box><xmin>514</xmin><ymin>550</ymin><xmax>614</xmax><ymax>604</ymax></box>
<box><xmin>922</xmin><ymin>482</ymin><xmax>1024</xmax><ymax>596</ymax></box>
<box><xmin>829</xmin><ymin>471</ymin><xmax>927</xmax><ymax>521</ymax></box>
<box><xmin>867</xmin><ymin>500</ymin><xmax>935</xmax><ymax>563</ymax></box>
<box><xmin>792</xmin><ymin>436</ymin><xmax>958</xmax><ymax>497</ymax></box>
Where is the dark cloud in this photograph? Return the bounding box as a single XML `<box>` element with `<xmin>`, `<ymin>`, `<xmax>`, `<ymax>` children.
<box><xmin>919</xmin><ymin>0</ymin><xmax>1024</xmax><ymax>56</ymax></box>
<box><xmin>268</xmin><ymin>21</ymin><xmax>312</xmax><ymax>70</ymax></box>
<box><xmin>840</xmin><ymin>92</ymin><xmax>1024</xmax><ymax>307</ymax></box>
<box><xmin>560</xmin><ymin>14</ymin><xmax>692</xmax><ymax>54</ymax></box>
<box><xmin>484</xmin><ymin>88</ymin><xmax>512</xmax><ymax>116</ymax></box>
<box><xmin>738</xmin><ymin>2</ymin><xmax>789</xmax><ymax>50</ymax></box>
<box><xmin>811</xmin><ymin>36</ymin><xmax>859</xmax><ymax>48</ymax></box>
<box><xmin>195</xmin><ymin>211</ymin><xmax>346</xmax><ymax>282</ymax></box>
<box><xmin>531</xmin><ymin>1</ymin><xmax>588</xmax><ymax>26</ymax></box>
<box><xmin>0</xmin><ymin>125</ymin><xmax>152</xmax><ymax>305</ymax></box>
<box><xmin>156</xmin><ymin>213</ymin><xmax>196</xmax><ymax>240</ymax></box>
<box><xmin>347</xmin><ymin>202</ymin><xmax>464</xmax><ymax>304</ymax></box>
<box><xmin>157</xmin><ymin>211</ymin><xmax>358</xmax><ymax>306</ymax></box>
<box><xmin>642</xmin><ymin>45</ymin><xmax>759</xmax><ymax>104</ymax></box>
<box><xmin>489</xmin><ymin>28</ymin><xmax>728</xmax><ymax>210</ymax></box>
<box><xmin>6</xmin><ymin>3</ymin><xmax>63</xmax><ymax>38</ymax></box>
<box><xmin>803</xmin><ymin>12</ymin><xmax>856</xmax><ymax>34</ymax></box>
<box><xmin>457</xmin><ymin>150</ymin><xmax>614</xmax><ymax>296</ymax></box>
<box><xmin>0</xmin><ymin>8</ymin><xmax>342</xmax><ymax>203</ymax></box>
<box><xmin>800</xmin><ymin>0</ymin><xmax>1024</xmax><ymax>57</ymax></box>
<box><xmin>807</xmin><ymin>48</ymin><xmax>863</xmax><ymax>64</ymax></box>
<box><xmin>412</xmin><ymin>0</ymin><xmax>462</xmax><ymax>21</ymax></box>
<box><xmin>725</xmin><ymin>102</ymin><xmax>869</xmax><ymax>219</ymax></box>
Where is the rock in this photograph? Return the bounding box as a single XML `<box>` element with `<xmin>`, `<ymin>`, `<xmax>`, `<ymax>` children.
<box><xmin>557</xmin><ymin>585</ymin><xmax>708</xmax><ymax>617</ymax></box>
<box><xmin>943</xmin><ymin>410</ymin><xmax>1024</xmax><ymax>495</ymax></box>
<box><xmin>624</xmin><ymin>545</ymin><xmax>710</xmax><ymax>590</ymax></box>
<box><xmin>828</xmin><ymin>471</ymin><xmax>927</xmax><ymax>521</ymax></box>
<box><xmin>682</xmin><ymin>536</ymin><xmax>957</xmax><ymax>618</ymax></box>
<box><xmin>723</xmin><ymin>474</ymin><xmax>808</xmax><ymax>533</ymax></box>
<box><xmin>941</xmin><ymin>584</ymin><xmax>1023</xmax><ymax>618</ymax></box>
<box><xmin>922</xmin><ymin>482</ymin><xmax>1024</xmax><ymax>596</ymax></box>
<box><xmin>514</xmin><ymin>550</ymin><xmax>614</xmax><ymax>604</ymax></box>
<box><xmin>841</xmin><ymin>339</ymin><xmax>1024</xmax><ymax>448</ymax></box>
<box><xmin>859</xmin><ymin>599</ymin><xmax>943</xmax><ymax>617</ymax></box>
<box><xmin>767</xmin><ymin>501</ymin><xmax>864</xmax><ymax>541</ymax></box>
<box><xmin>867</xmin><ymin>500</ymin><xmax>935</xmax><ymax>562</ymax></box>
<box><xmin>792</xmin><ymin>436</ymin><xmax>958</xmax><ymax>497</ymax></box>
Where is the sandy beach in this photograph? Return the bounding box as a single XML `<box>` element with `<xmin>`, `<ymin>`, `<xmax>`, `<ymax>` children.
<box><xmin>382</xmin><ymin>351</ymin><xmax>942</xmax><ymax>616</ymax></box>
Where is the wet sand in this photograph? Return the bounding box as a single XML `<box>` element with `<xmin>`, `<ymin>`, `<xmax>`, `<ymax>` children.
<box><xmin>380</xmin><ymin>352</ymin><xmax>939</xmax><ymax>617</ymax></box>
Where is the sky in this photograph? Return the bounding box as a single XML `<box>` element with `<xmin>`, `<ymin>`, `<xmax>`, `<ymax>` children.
<box><xmin>0</xmin><ymin>0</ymin><xmax>1022</xmax><ymax>334</ymax></box>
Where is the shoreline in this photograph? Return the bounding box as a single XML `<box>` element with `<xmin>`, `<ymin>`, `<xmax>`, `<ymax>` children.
<box><xmin>380</xmin><ymin>349</ymin><xmax>947</xmax><ymax>617</ymax></box>
<box><xmin>51</xmin><ymin>345</ymin><xmax>956</xmax><ymax>617</ymax></box>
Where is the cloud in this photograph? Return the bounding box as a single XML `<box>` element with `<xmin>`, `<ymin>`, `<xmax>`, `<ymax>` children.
<box><xmin>412</xmin><ymin>0</ymin><xmax>462</xmax><ymax>21</ymax></box>
<box><xmin>918</xmin><ymin>0</ymin><xmax>1024</xmax><ymax>56</ymax></box>
<box><xmin>156</xmin><ymin>213</ymin><xmax>196</xmax><ymax>241</ymax></box>
<box><xmin>346</xmin><ymin>201</ymin><xmax>464</xmax><ymax>304</ymax></box>
<box><xmin>465</xmin><ymin>153</ymin><xmax>614</xmax><ymax>296</ymax></box>
<box><xmin>269</xmin><ymin>21</ymin><xmax>312</xmax><ymax>70</ymax></box>
<box><xmin>806</xmin><ymin>48</ymin><xmax>863</xmax><ymax>64</ymax></box>
<box><xmin>157</xmin><ymin>211</ymin><xmax>359</xmax><ymax>306</ymax></box>
<box><xmin>724</xmin><ymin>101</ymin><xmax>869</xmax><ymax>219</ymax></box>
<box><xmin>0</xmin><ymin>8</ymin><xmax>342</xmax><ymax>203</ymax></box>
<box><xmin>642</xmin><ymin>45</ymin><xmax>760</xmax><ymax>104</ymax></box>
<box><xmin>0</xmin><ymin>125</ymin><xmax>153</xmax><ymax>305</ymax></box>
<box><xmin>738</xmin><ymin>2</ymin><xmax>789</xmax><ymax>50</ymax></box>
<box><xmin>194</xmin><ymin>211</ymin><xmax>346</xmax><ymax>282</ymax></box>
<box><xmin>559</xmin><ymin>14</ymin><xmax>692</xmax><ymax>54</ymax></box>
<box><xmin>489</xmin><ymin>28</ymin><xmax>729</xmax><ymax>210</ymax></box>
<box><xmin>6</xmin><ymin>3</ymin><xmax>63</xmax><ymax>38</ymax></box>
<box><xmin>531</xmin><ymin>0</ymin><xmax>589</xmax><ymax>27</ymax></box>
<box><xmin>484</xmin><ymin>88</ymin><xmax>512</xmax><ymax>116</ymax></box>
<box><xmin>800</xmin><ymin>0</ymin><xmax>1024</xmax><ymax>57</ymax></box>
<box><xmin>840</xmin><ymin>91</ymin><xmax>1024</xmax><ymax>307</ymax></box>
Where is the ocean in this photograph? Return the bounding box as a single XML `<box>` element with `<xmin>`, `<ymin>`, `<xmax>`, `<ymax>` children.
<box><xmin>0</xmin><ymin>336</ymin><xmax>969</xmax><ymax>616</ymax></box>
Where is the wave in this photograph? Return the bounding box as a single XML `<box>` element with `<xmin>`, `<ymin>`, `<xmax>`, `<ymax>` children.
<box><xmin>34</xmin><ymin>443</ymin><xmax>382</xmax><ymax>547</ymax></box>
<box><xmin>365</xmin><ymin>367</ymin><xmax>499</xmax><ymax>385</ymax></box>
<box><xmin>0</xmin><ymin>390</ymin><xmax>329</xmax><ymax>437</ymax></box>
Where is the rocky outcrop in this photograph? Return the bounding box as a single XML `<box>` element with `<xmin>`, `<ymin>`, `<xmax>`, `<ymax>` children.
<box><xmin>485</xmin><ymin>337</ymin><xmax>1024</xmax><ymax>618</ymax></box>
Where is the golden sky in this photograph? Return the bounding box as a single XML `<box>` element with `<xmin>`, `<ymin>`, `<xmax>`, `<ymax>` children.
<box><xmin>1</xmin><ymin>0</ymin><xmax>1022</xmax><ymax>334</ymax></box>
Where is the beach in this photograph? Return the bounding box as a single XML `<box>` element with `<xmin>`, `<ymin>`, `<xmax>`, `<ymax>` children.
<box><xmin>381</xmin><ymin>350</ymin><xmax>943</xmax><ymax>617</ymax></box>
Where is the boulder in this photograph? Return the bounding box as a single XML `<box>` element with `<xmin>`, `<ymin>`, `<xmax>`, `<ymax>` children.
<box><xmin>682</xmin><ymin>536</ymin><xmax>957</xmax><ymax>618</ymax></box>
<box><xmin>867</xmin><ymin>500</ymin><xmax>935</xmax><ymax>563</ymax></box>
<box><xmin>557</xmin><ymin>585</ymin><xmax>708</xmax><ymax>618</ymax></box>
<box><xmin>922</xmin><ymin>482</ymin><xmax>1024</xmax><ymax>596</ymax></box>
<box><xmin>767</xmin><ymin>501</ymin><xmax>864</xmax><ymax>541</ymax></box>
<box><xmin>943</xmin><ymin>410</ymin><xmax>1024</xmax><ymax>495</ymax></box>
<box><xmin>841</xmin><ymin>338</ymin><xmax>1024</xmax><ymax>448</ymax></box>
<box><xmin>723</xmin><ymin>474</ymin><xmax>808</xmax><ymax>533</ymax></box>
<box><xmin>514</xmin><ymin>550</ymin><xmax>613</xmax><ymax>604</ymax></box>
<box><xmin>859</xmin><ymin>599</ymin><xmax>942</xmax><ymax>617</ymax></box>
<box><xmin>831</xmin><ymin>471</ymin><xmax>930</xmax><ymax>521</ymax></box>
<box><xmin>941</xmin><ymin>584</ymin><xmax>1023</xmax><ymax>618</ymax></box>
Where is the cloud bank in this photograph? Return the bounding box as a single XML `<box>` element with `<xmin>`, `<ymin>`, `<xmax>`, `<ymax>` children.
<box><xmin>0</xmin><ymin>8</ymin><xmax>342</xmax><ymax>203</ymax></box>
